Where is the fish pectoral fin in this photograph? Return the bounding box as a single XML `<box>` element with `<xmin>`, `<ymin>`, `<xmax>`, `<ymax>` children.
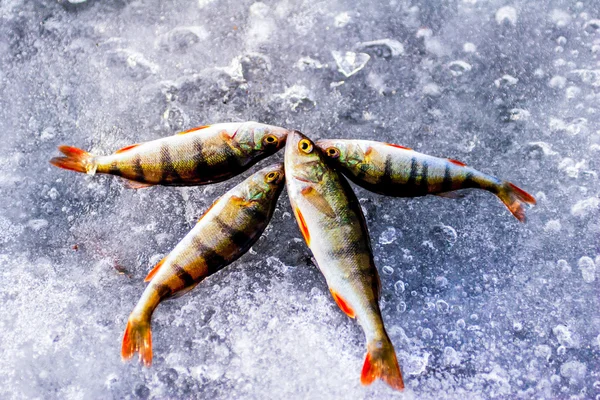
<box><xmin>229</xmin><ymin>195</ymin><xmax>256</xmax><ymax>208</ymax></box>
<box><xmin>123</xmin><ymin>179</ymin><xmax>155</xmax><ymax>190</ymax></box>
<box><xmin>329</xmin><ymin>289</ymin><xmax>356</xmax><ymax>318</ymax></box>
<box><xmin>301</xmin><ymin>187</ymin><xmax>336</xmax><ymax>218</ymax></box>
<box><xmin>178</xmin><ymin>125</ymin><xmax>210</xmax><ymax>135</ymax></box>
<box><xmin>115</xmin><ymin>143</ymin><xmax>141</xmax><ymax>154</ymax></box>
<box><xmin>169</xmin><ymin>283</ymin><xmax>199</xmax><ymax>299</ymax></box>
<box><xmin>144</xmin><ymin>256</ymin><xmax>168</xmax><ymax>282</ymax></box>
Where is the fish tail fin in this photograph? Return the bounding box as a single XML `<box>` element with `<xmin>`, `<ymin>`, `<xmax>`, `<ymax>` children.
<box><xmin>497</xmin><ymin>181</ymin><xmax>536</xmax><ymax>222</ymax></box>
<box><xmin>49</xmin><ymin>145</ymin><xmax>97</xmax><ymax>175</ymax></box>
<box><xmin>361</xmin><ymin>339</ymin><xmax>404</xmax><ymax>391</ymax></box>
<box><xmin>121</xmin><ymin>315</ymin><xmax>153</xmax><ymax>367</ymax></box>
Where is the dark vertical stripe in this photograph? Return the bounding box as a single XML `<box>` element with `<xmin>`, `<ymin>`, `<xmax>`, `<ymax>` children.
<box><xmin>379</xmin><ymin>154</ymin><xmax>394</xmax><ymax>185</ymax></box>
<box><xmin>154</xmin><ymin>283</ymin><xmax>172</xmax><ymax>300</ymax></box>
<box><xmin>442</xmin><ymin>163</ymin><xmax>453</xmax><ymax>192</ymax></box>
<box><xmin>109</xmin><ymin>161</ymin><xmax>122</xmax><ymax>177</ymax></box>
<box><xmin>406</xmin><ymin>157</ymin><xmax>418</xmax><ymax>188</ymax></box>
<box><xmin>463</xmin><ymin>171</ymin><xmax>480</xmax><ymax>189</ymax></box>
<box><xmin>192</xmin><ymin>238</ymin><xmax>228</xmax><ymax>275</ymax></box>
<box><xmin>214</xmin><ymin>217</ymin><xmax>253</xmax><ymax>248</ymax></box>
<box><xmin>172</xmin><ymin>264</ymin><xmax>196</xmax><ymax>287</ymax></box>
<box><xmin>160</xmin><ymin>144</ymin><xmax>181</xmax><ymax>183</ymax></box>
<box><xmin>419</xmin><ymin>161</ymin><xmax>429</xmax><ymax>193</ymax></box>
<box><xmin>133</xmin><ymin>155</ymin><xmax>145</xmax><ymax>182</ymax></box>
<box><xmin>192</xmin><ymin>139</ymin><xmax>208</xmax><ymax>178</ymax></box>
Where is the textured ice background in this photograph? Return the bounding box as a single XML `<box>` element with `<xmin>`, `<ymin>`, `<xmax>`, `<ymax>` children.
<box><xmin>0</xmin><ymin>0</ymin><xmax>599</xmax><ymax>398</ymax></box>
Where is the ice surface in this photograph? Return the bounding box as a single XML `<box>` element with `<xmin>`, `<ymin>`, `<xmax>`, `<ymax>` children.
<box><xmin>1</xmin><ymin>0</ymin><xmax>599</xmax><ymax>399</ymax></box>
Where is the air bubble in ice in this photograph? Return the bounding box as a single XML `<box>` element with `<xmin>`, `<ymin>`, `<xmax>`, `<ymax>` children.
<box><xmin>544</xmin><ymin>220</ymin><xmax>561</xmax><ymax>232</ymax></box>
<box><xmin>571</xmin><ymin>197</ymin><xmax>599</xmax><ymax>218</ymax></box>
<box><xmin>382</xmin><ymin>265</ymin><xmax>394</xmax><ymax>275</ymax></box>
<box><xmin>436</xmin><ymin>300</ymin><xmax>449</xmax><ymax>313</ymax></box>
<box><xmin>394</xmin><ymin>280</ymin><xmax>405</xmax><ymax>294</ymax></box>
<box><xmin>495</xmin><ymin>6</ymin><xmax>518</xmax><ymax>26</ymax></box>
<box><xmin>422</xmin><ymin>328</ymin><xmax>433</xmax><ymax>340</ymax></box>
<box><xmin>396</xmin><ymin>301</ymin><xmax>407</xmax><ymax>313</ymax></box>
<box><xmin>549</xmin><ymin>76</ymin><xmax>566</xmax><ymax>89</ymax></box>
<box><xmin>27</xmin><ymin>219</ymin><xmax>48</xmax><ymax>231</ymax></box>
<box><xmin>494</xmin><ymin>74</ymin><xmax>518</xmax><ymax>87</ymax></box>
<box><xmin>447</xmin><ymin>60</ymin><xmax>472</xmax><ymax>77</ymax></box>
<box><xmin>577</xmin><ymin>256</ymin><xmax>596</xmax><ymax>283</ymax></box>
<box><xmin>560</xmin><ymin>361</ymin><xmax>587</xmax><ymax>382</ymax></box>
<box><xmin>158</xmin><ymin>26</ymin><xmax>209</xmax><ymax>52</ymax></box>
<box><xmin>443</xmin><ymin>346</ymin><xmax>461</xmax><ymax>366</ymax></box>
<box><xmin>584</xmin><ymin>19</ymin><xmax>600</xmax><ymax>34</ymax></box>
<box><xmin>356</xmin><ymin>39</ymin><xmax>404</xmax><ymax>59</ymax></box>
<box><xmin>463</xmin><ymin>42</ymin><xmax>477</xmax><ymax>53</ymax></box>
<box><xmin>331</xmin><ymin>51</ymin><xmax>370</xmax><ymax>78</ymax></box>
<box><xmin>405</xmin><ymin>352</ymin><xmax>430</xmax><ymax>375</ymax></box>
<box><xmin>553</xmin><ymin>324</ymin><xmax>576</xmax><ymax>347</ymax></box>
<box><xmin>379</xmin><ymin>226</ymin><xmax>398</xmax><ymax>244</ymax></box>
<box><xmin>334</xmin><ymin>12</ymin><xmax>351</xmax><ymax>28</ymax></box>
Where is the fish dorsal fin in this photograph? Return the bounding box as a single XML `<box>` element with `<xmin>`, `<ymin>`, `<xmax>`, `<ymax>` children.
<box><xmin>301</xmin><ymin>187</ymin><xmax>336</xmax><ymax>218</ymax></box>
<box><xmin>115</xmin><ymin>143</ymin><xmax>141</xmax><ymax>154</ymax></box>
<box><xmin>179</xmin><ymin>125</ymin><xmax>210</xmax><ymax>135</ymax></box>
<box><xmin>330</xmin><ymin>289</ymin><xmax>356</xmax><ymax>318</ymax></box>
<box><xmin>448</xmin><ymin>158</ymin><xmax>466</xmax><ymax>167</ymax></box>
<box><xmin>144</xmin><ymin>256</ymin><xmax>168</xmax><ymax>282</ymax></box>
<box><xmin>293</xmin><ymin>207</ymin><xmax>310</xmax><ymax>247</ymax></box>
<box><xmin>123</xmin><ymin>179</ymin><xmax>155</xmax><ymax>189</ymax></box>
<box><xmin>387</xmin><ymin>143</ymin><xmax>413</xmax><ymax>150</ymax></box>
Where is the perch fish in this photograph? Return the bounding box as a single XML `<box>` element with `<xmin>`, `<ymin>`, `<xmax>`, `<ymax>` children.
<box><xmin>285</xmin><ymin>132</ymin><xmax>404</xmax><ymax>391</ymax></box>
<box><xmin>50</xmin><ymin>122</ymin><xmax>289</xmax><ymax>188</ymax></box>
<box><xmin>317</xmin><ymin>139</ymin><xmax>536</xmax><ymax>221</ymax></box>
<box><xmin>121</xmin><ymin>163</ymin><xmax>285</xmax><ymax>366</ymax></box>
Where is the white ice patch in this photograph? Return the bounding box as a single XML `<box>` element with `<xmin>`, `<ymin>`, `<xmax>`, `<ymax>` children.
<box><xmin>577</xmin><ymin>256</ymin><xmax>596</xmax><ymax>283</ymax></box>
<box><xmin>571</xmin><ymin>197</ymin><xmax>600</xmax><ymax>218</ymax></box>
<box><xmin>550</xmin><ymin>9</ymin><xmax>572</xmax><ymax>28</ymax></box>
<box><xmin>331</xmin><ymin>51</ymin><xmax>370</xmax><ymax>78</ymax></box>
<box><xmin>495</xmin><ymin>6</ymin><xmax>518</xmax><ymax>26</ymax></box>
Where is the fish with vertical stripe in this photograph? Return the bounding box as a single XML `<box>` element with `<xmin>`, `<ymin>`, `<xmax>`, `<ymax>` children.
<box><xmin>285</xmin><ymin>132</ymin><xmax>404</xmax><ymax>391</ymax></box>
<box><xmin>50</xmin><ymin>122</ymin><xmax>289</xmax><ymax>187</ymax></box>
<box><xmin>121</xmin><ymin>163</ymin><xmax>285</xmax><ymax>366</ymax></box>
<box><xmin>317</xmin><ymin>139</ymin><xmax>536</xmax><ymax>222</ymax></box>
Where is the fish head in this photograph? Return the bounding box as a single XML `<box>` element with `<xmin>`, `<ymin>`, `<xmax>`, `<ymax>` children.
<box><xmin>234</xmin><ymin>122</ymin><xmax>289</xmax><ymax>154</ymax></box>
<box><xmin>244</xmin><ymin>162</ymin><xmax>286</xmax><ymax>202</ymax></box>
<box><xmin>316</xmin><ymin>139</ymin><xmax>364</xmax><ymax>167</ymax></box>
<box><xmin>285</xmin><ymin>131</ymin><xmax>328</xmax><ymax>184</ymax></box>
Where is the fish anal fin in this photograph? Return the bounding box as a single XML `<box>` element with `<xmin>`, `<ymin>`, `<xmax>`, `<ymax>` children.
<box><xmin>448</xmin><ymin>158</ymin><xmax>467</xmax><ymax>167</ymax></box>
<box><xmin>387</xmin><ymin>143</ymin><xmax>413</xmax><ymax>151</ymax></box>
<box><xmin>144</xmin><ymin>257</ymin><xmax>167</xmax><ymax>282</ymax></box>
<box><xmin>123</xmin><ymin>179</ymin><xmax>155</xmax><ymax>189</ymax></box>
<box><xmin>301</xmin><ymin>187</ymin><xmax>336</xmax><ymax>218</ymax></box>
<box><xmin>436</xmin><ymin>191</ymin><xmax>466</xmax><ymax>199</ymax></box>
<box><xmin>330</xmin><ymin>289</ymin><xmax>356</xmax><ymax>318</ymax></box>
<box><xmin>293</xmin><ymin>207</ymin><xmax>310</xmax><ymax>247</ymax></box>
<box><xmin>179</xmin><ymin>125</ymin><xmax>210</xmax><ymax>135</ymax></box>
<box><xmin>115</xmin><ymin>144</ymin><xmax>141</xmax><ymax>154</ymax></box>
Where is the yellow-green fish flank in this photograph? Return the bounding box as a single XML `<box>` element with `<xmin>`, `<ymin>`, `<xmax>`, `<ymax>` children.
<box><xmin>50</xmin><ymin>122</ymin><xmax>289</xmax><ymax>187</ymax></box>
<box><xmin>121</xmin><ymin>163</ymin><xmax>285</xmax><ymax>366</ymax></box>
<box><xmin>285</xmin><ymin>132</ymin><xmax>404</xmax><ymax>391</ymax></box>
<box><xmin>317</xmin><ymin>139</ymin><xmax>536</xmax><ymax>221</ymax></box>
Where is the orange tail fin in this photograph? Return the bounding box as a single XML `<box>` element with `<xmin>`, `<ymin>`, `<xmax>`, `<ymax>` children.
<box><xmin>361</xmin><ymin>339</ymin><xmax>404</xmax><ymax>391</ymax></box>
<box><xmin>49</xmin><ymin>145</ymin><xmax>96</xmax><ymax>174</ymax></box>
<box><xmin>497</xmin><ymin>182</ymin><xmax>536</xmax><ymax>222</ymax></box>
<box><xmin>121</xmin><ymin>317</ymin><xmax>153</xmax><ymax>367</ymax></box>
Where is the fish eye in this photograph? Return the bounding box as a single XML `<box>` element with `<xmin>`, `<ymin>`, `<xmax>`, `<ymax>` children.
<box><xmin>298</xmin><ymin>139</ymin><xmax>313</xmax><ymax>154</ymax></box>
<box><xmin>325</xmin><ymin>147</ymin><xmax>340</xmax><ymax>159</ymax></box>
<box><xmin>265</xmin><ymin>171</ymin><xmax>279</xmax><ymax>182</ymax></box>
<box><xmin>264</xmin><ymin>134</ymin><xmax>278</xmax><ymax>145</ymax></box>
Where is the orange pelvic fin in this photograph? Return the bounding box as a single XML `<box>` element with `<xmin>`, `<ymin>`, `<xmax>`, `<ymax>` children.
<box><xmin>123</xmin><ymin>179</ymin><xmax>155</xmax><ymax>190</ymax></box>
<box><xmin>361</xmin><ymin>341</ymin><xmax>404</xmax><ymax>391</ymax></box>
<box><xmin>329</xmin><ymin>289</ymin><xmax>355</xmax><ymax>318</ymax></box>
<box><xmin>497</xmin><ymin>181</ymin><xmax>536</xmax><ymax>222</ymax></box>
<box><xmin>50</xmin><ymin>146</ymin><xmax>95</xmax><ymax>174</ymax></box>
<box><xmin>121</xmin><ymin>317</ymin><xmax>153</xmax><ymax>367</ymax></box>
<box><xmin>448</xmin><ymin>158</ymin><xmax>467</xmax><ymax>167</ymax></box>
<box><xmin>144</xmin><ymin>256</ymin><xmax>167</xmax><ymax>282</ymax></box>
<box><xmin>179</xmin><ymin>125</ymin><xmax>210</xmax><ymax>135</ymax></box>
<box><xmin>294</xmin><ymin>207</ymin><xmax>310</xmax><ymax>247</ymax></box>
<box><xmin>115</xmin><ymin>143</ymin><xmax>141</xmax><ymax>154</ymax></box>
<box><xmin>301</xmin><ymin>186</ymin><xmax>336</xmax><ymax>218</ymax></box>
<box><xmin>387</xmin><ymin>143</ymin><xmax>412</xmax><ymax>151</ymax></box>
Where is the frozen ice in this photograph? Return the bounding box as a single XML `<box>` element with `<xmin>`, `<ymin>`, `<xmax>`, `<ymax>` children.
<box><xmin>331</xmin><ymin>51</ymin><xmax>371</xmax><ymax>78</ymax></box>
<box><xmin>2</xmin><ymin>0</ymin><xmax>600</xmax><ymax>398</ymax></box>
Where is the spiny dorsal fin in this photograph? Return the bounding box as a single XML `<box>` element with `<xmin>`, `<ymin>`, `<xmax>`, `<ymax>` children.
<box><xmin>301</xmin><ymin>187</ymin><xmax>336</xmax><ymax>218</ymax></box>
<box><xmin>144</xmin><ymin>256</ymin><xmax>168</xmax><ymax>282</ymax></box>
<box><xmin>387</xmin><ymin>143</ymin><xmax>413</xmax><ymax>151</ymax></box>
<box><xmin>448</xmin><ymin>158</ymin><xmax>466</xmax><ymax>167</ymax></box>
<box><xmin>115</xmin><ymin>143</ymin><xmax>141</xmax><ymax>154</ymax></box>
<box><xmin>179</xmin><ymin>125</ymin><xmax>210</xmax><ymax>135</ymax></box>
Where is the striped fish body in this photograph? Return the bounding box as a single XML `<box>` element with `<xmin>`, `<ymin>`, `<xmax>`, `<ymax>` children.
<box><xmin>317</xmin><ymin>139</ymin><xmax>536</xmax><ymax>221</ymax></box>
<box><xmin>285</xmin><ymin>132</ymin><xmax>404</xmax><ymax>390</ymax></box>
<box><xmin>51</xmin><ymin>122</ymin><xmax>289</xmax><ymax>187</ymax></box>
<box><xmin>122</xmin><ymin>163</ymin><xmax>285</xmax><ymax>366</ymax></box>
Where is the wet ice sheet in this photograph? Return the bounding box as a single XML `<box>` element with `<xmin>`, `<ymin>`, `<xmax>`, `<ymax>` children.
<box><xmin>0</xmin><ymin>0</ymin><xmax>599</xmax><ymax>399</ymax></box>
